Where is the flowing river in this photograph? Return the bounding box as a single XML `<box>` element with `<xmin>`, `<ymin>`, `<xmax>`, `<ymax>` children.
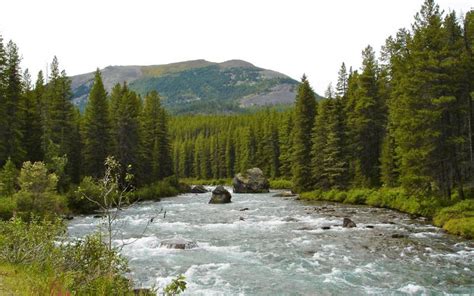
<box><xmin>68</xmin><ymin>188</ymin><xmax>474</xmax><ymax>295</ymax></box>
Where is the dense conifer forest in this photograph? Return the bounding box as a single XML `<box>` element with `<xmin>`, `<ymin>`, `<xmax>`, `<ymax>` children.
<box><xmin>0</xmin><ymin>0</ymin><xmax>473</xmax><ymax>210</ymax></box>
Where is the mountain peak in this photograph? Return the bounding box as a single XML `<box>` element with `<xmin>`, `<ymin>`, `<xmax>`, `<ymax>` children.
<box><xmin>219</xmin><ymin>60</ymin><xmax>256</xmax><ymax>69</ymax></box>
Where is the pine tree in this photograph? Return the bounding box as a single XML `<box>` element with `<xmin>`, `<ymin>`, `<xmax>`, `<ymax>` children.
<box><xmin>292</xmin><ymin>75</ymin><xmax>316</xmax><ymax>192</ymax></box>
<box><xmin>336</xmin><ymin>62</ymin><xmax>348</xmax><ymax>98</ymax></box>
<box><xmin>279</xmin><ymin>111</ymin><xmax>294</xmax><ymax>178</ymax></box>
<box><xmin>391</xmin><ymin>0</ymin><xmax>453</xmax><ymax>196</ymax></box>
<box><xmin>82</xmin><ymin>69</ymin><xmax>111</xmax><ymax>178</ymax></box>
<box><xmin>0</xmin><ymin>157</ymin><xmax>18</xmax><ymax>196</ymax></box>
<box><xmin>109</xmin><ymin>83</ymin><xmax>142</xmax><ymax>180</ymax></box>
<box><xmin>311</xmin><ymin>100</ymin><xmax>330</xmax><ymax>188</ymax></box>
<box><xmin>3</xmin><ymin>40</ymin><xmax>25</xmax><ymax>165</ymax></box>
<box><xmin>0</xmin><ymin>35</ymin><xmax>7</xmax><ymax>165</ymax></box>
<box><xmin>141</xmin><ymin>91</ymin><xmax>172</xmax><ymax>182</ymax></box>
<box><xmin>346</xmin><ymin>46</ymin><xmax>384</xmax><ymax>187</ymax></box>
<box><xmin>22</xmin><ymin>69</ymin><xmax>43</xmax><ymax>162</ymax></box>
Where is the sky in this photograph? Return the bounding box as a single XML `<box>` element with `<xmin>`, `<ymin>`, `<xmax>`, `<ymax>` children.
<box><xmin>0</xmin><ymin>0</ymin><xmax>472</xmax><ymax>95</ymax></box>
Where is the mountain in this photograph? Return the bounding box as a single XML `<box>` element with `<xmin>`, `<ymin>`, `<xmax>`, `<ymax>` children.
<box><xmin>69</xmin><ymin>59</ymin><xmax>320</xmax><ymax>114</ymax></box>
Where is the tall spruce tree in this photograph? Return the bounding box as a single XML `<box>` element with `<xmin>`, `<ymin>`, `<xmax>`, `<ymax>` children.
<box><xmin>292</xmin><ymin>75</ymin><xmax>316</xmax><ymax>192</ymax></box>
<box><xmin>346</xmin><ymin>46</ymin><xmax>384</xmax><ymax>187</ymax></box>
<box><xmin>82</xmin><ymin>69</ymin><xmax>110</xmax><ymax>178</ymax></box>
<box><xmin>22</xmin><ymin>69</ymin><xmax>43</xmax><ymax>162</ymax></box>
<box><xmin>3</xmin><ymin>41</ymin><xmax>25</xmax><ymax>165</ymax></box>
<box><xmin>391</xmin><ymin>0</ymin><xmax>454</xmax><ymax>196</ymax></box>
<box><xmin>109</xmin><ymin>83</ymin><xmax>142</xmax><ymax>179</ymax></box>
<box><xmin>140</xmin><ymin>91</ymin><xmax>173</xmax><ymax>184</ymax></box>
<box><xmin>0</xmin><ymin>35</ymin><xmax>7</xmax><ymax>166</ymax></box>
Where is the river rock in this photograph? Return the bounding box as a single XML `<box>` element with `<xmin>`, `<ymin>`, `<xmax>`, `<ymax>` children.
<box><xmin>343</xmin><ymin>217</ymin><xmax>357</xmax><ymax>228</ymax></box>
<box><xmin>321</xmin><ymin>226</ymin><xmax>331</xmax><ymax>230</ymax></box>
<box><xmin>297</xmin><ymin>226</ymin><xmax>313</xmax><ymax>231</ymax></box>
<box><xmin>160</xmin><ymin>238</ymin><xmax>198</xmax><ymax>249</ymax></box>
<box><xmin>391</xmin><ymin>233</ymin><xmax>407</xmax><ymax>239</ymax></box>
<box><xmin>190</xmin><ymin>185</ymin><xmax>208</xmax><ymax>193</ymax></box>
<box><xmin>133</xmin><ymin>288</ymin><xmax>154</xmax><ymax>295</ymax></box>
<box><xmin>282</xmin><ymin>216</ymin><xmax>299</xmax><ymax>222</ymax></box>
<box><xmin>232</xmin><ymin>168</ymin><xmax>270</xmax><ymax>193</ymax></box>
<box><xmin>240</xmin><ymin>207</ymin><xmax>249</xmax><ymax>211</ymax></box>
<box><xmin>272</xmin><ymin>191</ymin><xmax>297</xmax><ymax>198</ymax></box>
<box><xmin>209</xmin><ymin>186</ymin><xmax>232</xmax><ymax>204</ymax></box>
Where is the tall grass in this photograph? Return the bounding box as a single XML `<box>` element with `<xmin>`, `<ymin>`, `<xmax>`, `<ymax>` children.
<box><xmin>300</xmin><ymin>188</ymin><xmax>473</xmax><ymax>238</ymax></box>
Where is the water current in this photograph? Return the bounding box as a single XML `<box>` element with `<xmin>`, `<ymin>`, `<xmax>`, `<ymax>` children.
<box><xmin>68</xmin><ymin>187</ymin><xmax>474</xmax><ymax>295</ymax></box>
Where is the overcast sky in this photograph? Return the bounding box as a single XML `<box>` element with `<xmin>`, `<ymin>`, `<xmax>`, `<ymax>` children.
<box><xmin>1</xmin><ymin>0</ymin><xmax>472</xmax><ymax>94</ymax></box>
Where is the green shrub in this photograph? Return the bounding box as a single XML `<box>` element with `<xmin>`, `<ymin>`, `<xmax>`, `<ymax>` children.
<box><xmin>442</xmin><ymin>217</ymin><xmax>474</xmax><ymax>239</ymax></box>
<box><xmin>132</xmin><ymin>180</ymin><xmax>179</xmax><ymax>201</ymax></box>
<box><xmin>0</xmin><ymin>158</ymin><xmax>18</xmax><ymax>197</ymax></box>
<box><xmin>67</xmin><ymin>176</ymin><xmax>103</xmax><ymax>214</ymax></box>
<box><xmin>60</xmin><ymin>233</ymin><xmax>132</xmax><ymax>294</ymax></box>
<box><xmin>0</xmin><ymin>197</ymin><xmax>17</xmax><ymax>220</ymax></box>
<box><xmin>14</xmin><ymin>161</ymin><xmax>67</xmax><ymax>218</ymax></box>
<box><xmin>181</xmin><ymin>178</ymin><xmax>232</xmax><ymax>186</ymax></box>
<box><xmin>0</xmin><ymin>217</ymin><xmax>141</xmax><ymax>295</ymax></box>
<box><xmin>343</xmin><ymin>189</ymin><xmax>372</xmax><ymax>204</ymax></box>
<box><xmin>300</xmin><ymin>187</ymin><xmax>473</xmax><ymax>239</ymax></box>
<box><xmin>0</xmin><ymin>217</ymin><xmax>65</xmax><ymax>265</ymax></box>
<box><xmin>433</xmin><ymin>200</ymin><xmax>474</xmax><ymax>226</ymax></box>
<box><xmin>269</xmin><ymin>179</ymin><xmax>293</xmax><ymax>189</ymax></box>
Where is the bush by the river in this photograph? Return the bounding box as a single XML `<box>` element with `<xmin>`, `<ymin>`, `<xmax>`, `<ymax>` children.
<box><xmin>0</xmin><ymin>217</ymin><xmax>135</xmax><ymax>295</ymax></box>
<box><xmin>299</xmin><ymin>188</ymin><xmax>473</xmax><ymax>238</ymax></box>
<box><xmin>269</xmin><ymin>179</ymin><xmax>293</xmax><ymax>189</ymax></box>
<box><xmin>181</xmin><ymin>178</ymin><xmax>232</xmax><ymax>186</ymax></box>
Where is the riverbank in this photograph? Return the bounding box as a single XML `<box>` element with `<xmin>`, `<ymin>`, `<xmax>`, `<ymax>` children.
<box><xmin>299</xmin><ymin>188</ymin><xmax>474</xmax><ymax>239</ymax></box>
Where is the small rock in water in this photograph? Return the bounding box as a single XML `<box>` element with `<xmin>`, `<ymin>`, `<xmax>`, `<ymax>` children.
<box><xmin>282</xmin><ymin>216</ymin><xmax>299</xmax><ymax>222</ymax></box>
<box><xmin>63</xmin><ymin>215</ymin><xmax>74</xmax><ymax>220</ymax></box>
<box><xmin>160</xmin><ymin>238</ymin><xmax>198</xmax><ymax>250</ymax></box>
<box><xmin>133</xmin><ymin>288</ymin><xmax>153</xmax><ymax>295</ymax></box>
<box><xmin>297</xmin><ymin>226</ymin><xmax>313</xmax><ymax>231</ymax></box>
<box><xmin>343</xmin><ymin>218</ymin><xmax>357</xmax><ymax>228</ymax></box>
<box><xmin>239</xmin><ymin>207</ymin><xmax>249</xmax><ymax>211</ymax></box>
<box><xmin>391</xmin><ymin>233</ymin><xmax>407</xmax><ymax>239</ymax></box>
<box><xmin>93</xmin><ymin>215</ymin><xmax>104</xmax><ymax>219</ymax></box>
<box><xmin>190</xmin><ymin>185</ymin><xmax>208</xmax><ymax>193</ymax></box>
<box><xmin>272</xmin><ymin>191</ymin><xmax>297</xmax><ymax>198</ymax></box>
<box><xmin>365</xmin><ymin>225</ymin><xmax>375</xmax><ymax>229</ymax></box>
<box><xmin>209</xmin><ymin>186</ymin><xmax>232</xmax><ymax>204</ymax></box>
<box><xmin>239</xmin><ymin>216</ymin><xmax>245</xmax><ymax>221</ymax></box>
<box><xmin>321</xmin><ymin>226</ymin><xmax>331</xmax><ymax>230</ymax></box>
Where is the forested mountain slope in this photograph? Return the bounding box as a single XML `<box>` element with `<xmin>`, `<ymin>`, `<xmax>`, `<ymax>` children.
<box><xmin>69</xmin><ymin>59</ymin><xmax>318</xmax><ymax>114</ymax></box>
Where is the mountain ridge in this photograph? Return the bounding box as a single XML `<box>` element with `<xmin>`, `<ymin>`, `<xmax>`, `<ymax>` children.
<box><xmin>69</xmin><ymin>59</ymin><xmax>319</xmax><ymax>114</ymax></box>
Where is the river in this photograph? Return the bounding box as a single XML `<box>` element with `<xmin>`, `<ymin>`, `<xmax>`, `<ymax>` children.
<box><xmin>68</xmin><ymin>187</ymin><xmax>474</xmax><ymax>295</ymax></box>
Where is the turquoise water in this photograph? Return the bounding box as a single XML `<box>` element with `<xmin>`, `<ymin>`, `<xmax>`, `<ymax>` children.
<box><xmin>68</xmin><ymin>188</ymin><xmax>474</xmax><ymax>295</ymax></box>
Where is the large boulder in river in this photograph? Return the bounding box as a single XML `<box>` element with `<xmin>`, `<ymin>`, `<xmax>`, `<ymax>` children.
<box><xmin>190</xmin><ymin>185</ymin><xmax>208</xmax><ymax>193</ymax></box>
<box><xmin>209</xmin><ymin>186</ymin><xmax>232</xmax><ymax>204</ymax></box>
<box><xmin>160</xmin><ymin>238</ymin><xmax>198</xmax><ymax>249</ymax></box>
<box><xmin>233</xmin><ymin>168</ymin><xmax>270</xmax><ymax>193</ymax></box>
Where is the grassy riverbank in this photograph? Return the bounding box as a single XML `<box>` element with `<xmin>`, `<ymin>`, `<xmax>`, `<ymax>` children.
<box><xmin>299</xmin><ymin>188</ymin><xmax>474</xmax><ymax>239</ymax></box>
